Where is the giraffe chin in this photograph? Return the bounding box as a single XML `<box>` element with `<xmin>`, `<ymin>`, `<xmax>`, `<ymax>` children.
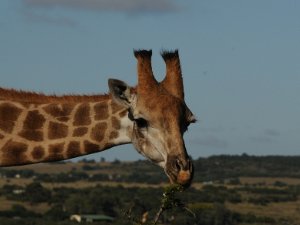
<box><xmin>164</xmin><ymin>156</ymin><xmax>194</xmax><ymax>189</ymax></box>
<box><xmin>175</xmin><ymin>170</ymin><xmax>193</xmax><ymax>188</ymax></box>
<box><xmin>166</xmin><ymin>169</ymin><xmax>193</xmax><ymax>189</ymax></box>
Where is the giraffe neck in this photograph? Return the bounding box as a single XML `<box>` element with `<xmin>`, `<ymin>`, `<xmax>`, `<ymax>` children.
<box><xmin>0</xmin><ymin>90</ymin><xmax>132</xmax><ymax>166</ymax></box>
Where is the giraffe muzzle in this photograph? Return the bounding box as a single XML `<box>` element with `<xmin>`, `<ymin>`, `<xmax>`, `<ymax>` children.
<box><xmin>165</xmin><ymin>157</ymin><xmax>194</xmax><ymax>188</ymax></box>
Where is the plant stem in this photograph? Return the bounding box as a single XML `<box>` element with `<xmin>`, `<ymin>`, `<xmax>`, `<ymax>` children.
<box><xmin>153</xmin><ymin>206</ymin><xmax>164</xmax><ymax>225</ymax></box>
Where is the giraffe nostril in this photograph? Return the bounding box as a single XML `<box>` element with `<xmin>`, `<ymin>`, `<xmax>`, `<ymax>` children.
<box><xmin>174</xmin><ymin>159</ymin><xmax>181</xmax><ymax>171</ymax></box>
<box><xmin>175</xmin><ymin>158</ymin><xmax>194</xmax><ymax>188</ymax></box>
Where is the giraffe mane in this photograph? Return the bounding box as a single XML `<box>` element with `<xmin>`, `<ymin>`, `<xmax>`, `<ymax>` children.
<box><xmin>0</xmin><ymin>87</ymin><xmax>110</xmax><ymax>103</ymax></box>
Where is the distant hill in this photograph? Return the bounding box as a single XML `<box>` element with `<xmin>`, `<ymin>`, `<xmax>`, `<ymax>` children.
<box><xmin>193</xmin><ymin>154</ymin><xmax>300</xmax><ymax>182</ymax></box>
<box><xmin>1</xmin><ymin>155</ymin><xmax>300</xmax><ymax>184</ymax></box>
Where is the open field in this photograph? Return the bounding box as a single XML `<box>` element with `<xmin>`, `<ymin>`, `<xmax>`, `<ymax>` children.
<box><xmin>1</xmin><ymin>156</ymin><xmax>300</xmax><ymax>225</ymax></box>
<box><xmin>227</xmin><ymin>200</ymin><xmax>300</xmax><ymax>225</ymax></box>
<box><xmin>1</xmin><ymin>162</ymin><xmax>96</xmax><ymax>174</ymax></box>
<box><xmin>239</xmin><ymin>177</ymin><xmax>300</xmax><ymax>186</ymax></box>
<box><xmin>0</xmin><ymin>177</ymin><xmax>165</xmax><ymax>189</ymax></box>
<box><xmin>0</xmin><ymin>178</ymin><xmax>33</xmax><ymax>187</ymax></box>
<box><xmin>0</xmin><ymin>196</ymin><xmax>49</xmax><ymax>214</ymax></box>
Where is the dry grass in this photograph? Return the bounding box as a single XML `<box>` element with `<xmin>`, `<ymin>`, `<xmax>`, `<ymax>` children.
<box><xmin>239</xmin><ymin>177</ymin><xmax>300</xmax><ymax>186</ymax></box>
<box><xmin>42</xmin><ymin>181</ymin><xmax>164</xmax><ymax>189</ymax></box>
<box><xmin>2</xmin><ymin>163</ymin><xmax>300</xmax><ymax>224</ymax></box>
<box><xmin>0</xmin><ymin>196</ymin><xmax>19</xmax><ymax>211</ymax></box>
<box><xmin>2</xmin><ymin>162</ymin><xmax>83</xmax><ymax>174</ymax></box>
<box><xmin>0</xmin><ymin>178</ymin><xmax>33</xmax><ymax>187</ymax></box>
<box><xmin>26</xmin><ymin>202</ymin><xmax>50</xmax><ymax>214</ymax></box>
<box><xmin>1</xmin><ymin>161</ymin><xmax>127</xmax><ymax>175</ymax></box>
<box><xmin>0</xmin><ymin>177</ymin><xmax>165</xmax><ymax>189</ymax></box>
<box><xmin>226</xmin><ymin>200</ymin><xmax>300</xmax><ymax>224</ymax></box>
<box><xmin>0</xmin><ymin>196</ymin><xmax>49</xmax><ymax>214</ymax></box>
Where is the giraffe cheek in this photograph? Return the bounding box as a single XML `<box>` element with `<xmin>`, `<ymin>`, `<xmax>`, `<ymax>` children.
<box><xmin>141</xmin><ymin>143</ymin><xmax>147</xmax><ymax>151</ymax></box>
<box><xmin>132</xmin><ymin>139</ymin><xmax>146</xmax><ymax>154</ymax></box>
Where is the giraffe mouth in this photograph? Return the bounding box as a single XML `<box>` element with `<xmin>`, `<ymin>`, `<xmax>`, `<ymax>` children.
<box><xmin>131</xmin><ymin>129</ymin><xmax>194</xmax><ymax>187</ymax></box>
<box><xmin>165</xmin><ymin>157</ymin><xmax>194</xmax><ymax>188</ymax></box>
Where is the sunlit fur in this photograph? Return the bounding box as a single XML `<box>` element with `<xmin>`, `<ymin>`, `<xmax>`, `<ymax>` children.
<box><xmin>0</xmin><ymin>49</ymin><xmax>195</xmax><ymax>187</ymax></box>
<box><xmin>118</xmin><ymin>50</ymin><xmax>195</xmax><ymax>187</ymax></box>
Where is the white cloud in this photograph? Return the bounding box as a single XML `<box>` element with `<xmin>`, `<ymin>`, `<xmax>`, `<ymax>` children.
<box><xmin>249</xmin><ymin>128</ymin><xmax>281</xmax><ymax>144</ymax></box>
<box><xmin>264</xmin><ymin>128</ymin><xmax>280</xmax><ymax>137</ymax></box>
<box><xmin>249</xmin><ymin>136</ymin><xmax>272</xmax><ymax>143</ymax></box>
<box><xmin>189</xmin><ymin>135</ymin><xmax>229</xmax><ymax>149</ymax></box>
<box><xmin>22</xmin><ymin>0</ymin><xmax>179</xmax><ymax>13</ymax></box>
<box><xmin>23</xmin><ymin>10</ymin><xmax>78</xmax><ymax>27</ymax></box>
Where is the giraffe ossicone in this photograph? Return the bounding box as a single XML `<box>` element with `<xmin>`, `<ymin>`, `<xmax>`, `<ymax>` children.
<box><xmin>0</xmin><ymin>49</ymin><xmax>196</xmax><ymax>187</ymax></box>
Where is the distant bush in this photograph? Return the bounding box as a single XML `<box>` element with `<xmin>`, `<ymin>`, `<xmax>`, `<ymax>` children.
<box><xmin>193</xmin><ymin>155</ymin><xmax>300</xmax><ymax>182</ymax></box>
<box><xmin>24</xmin><ymin>182</ymin><xmax>52</xmax><ymax>204</ymax></box>
<box><xmin>82</xmin><ymin>164</ymin><xmax>100</xmax><ymax>171</ymax></box>
<box><xmin>228</xmin><ymin>178</ymin><xmax>241</xmax><ymax>185</ymax></box>
<box><xmin>274</xmin><ymin>181</ymin><xmax>287</xmax><ymax>187</ymax></box>
<box><xmin>79</xmin><ymin>159</ymin><xmax>96</xmax><ymax>163</ymax></box>
<box><xmin>0</xmin><ymin>204</ymin><xmax>40</xmax><ymax>218</ymax></box>
<box><xmin>44</xmin><ymin>204</ymin><xmax>68</xmax><ymax>221</ymax></box>
<box><xmin>88</xmin><ymin>173</ymin><xmax>109</xmax><ymax>181</ymax></box>
<box><xmin>0</xmin><ymin>169</ymin><xmax>35</xmax><ymax>178</ymax></box>
<box><xmin>35</xmin><ymin>172</ymin><xmax>89</xmax><ymax>183</ymax></box>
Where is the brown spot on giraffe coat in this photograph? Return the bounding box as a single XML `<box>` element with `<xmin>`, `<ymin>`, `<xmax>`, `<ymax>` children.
<box><xmin>47</xmin><ymin>143</ymin><xmax>65</xmax><ymax>161</ymax></box>
<box><xmin>84</xmin><ymin>141</ymin><xmax>100</xmax><ymax>154</ymax></box>
<box><xmin>109</xmin><ymin>131</ymin><xmax>119</xmax><ymax>140</ymax></box>
<box><xmin>19</xmin><ymin>110</ymin><xmax>45</xmax><ymax>141</ymax></box>
<box><xmin>31</xmin><ymin>146</ymin><xmax>45</xmax><ymax>160</ymax></box>
<box><xmin>19</xmin><ymin>130</ymin><xmax>44</xmax><ymax>142</ymax></box>
<box><xmin>48</xmin><ymin>122</ymin><xmax>68</xmax><ymax>139</ymax></box>
<box><xmin>0</xmin><ymin>103</ymin><xmax>22</xmax><ymax>133</ymax></box>
<box><xmin>43</xmin><ymin>104</ymin><xmax>73</xmax><ymax>122</ymax></box>
<box><xmin>73</xmin><ymin>103</ymin><xmax>91</xmax><ymax>126</ymax></box>
<box><xmin>23</xmin><ymin>110</ymin><xmax>45</xmax><ymax>130</ymax></box>
<box><xmin>91</xmin><ymin>122</ymin><xmax>107</xmax><ymax>142</ymax></box>
<box><xmin>111</xmin><ymin>117</ymin><xmax>121</xmax><ymax>130</ymax></box>
<box><xmin>67</xmin><ymin>141</ymin><xmax>81</xmax><ymax>158</ymax></box>
<box><xmin>73</xmin><ymin>127</ymin><xmax>88</xmax><ymax>137</ymax></box>
<box><xmin>94</xmin><ymin>102</ymin><xmax>109</xmax><ymax>120</ymax></box>
<box><xmin>1</xmin><ymin>140</ymin><xmax>28</xmax><ymax>166</ymax></box>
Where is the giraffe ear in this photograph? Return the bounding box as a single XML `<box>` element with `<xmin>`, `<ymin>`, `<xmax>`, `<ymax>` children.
<box><xmin>108</xmin><ymin>79</ymin><xmax>135</xmax><ymax>108</ymax></box>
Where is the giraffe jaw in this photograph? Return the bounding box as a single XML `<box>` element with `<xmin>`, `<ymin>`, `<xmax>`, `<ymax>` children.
<box><xmin>131</xmin><ymin>129</ymin><xmax>193</xmax><ymax>188</ymax></box>
<box><xmin>164</xmin><ymin>156</ymin><xmax>194</xmax><ymax>188</ymax></box>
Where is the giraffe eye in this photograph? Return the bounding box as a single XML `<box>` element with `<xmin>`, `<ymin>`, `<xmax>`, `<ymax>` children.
<box><xmin>127</xmin><ymin>109</ymin><xmax>148</xmax><ymax>128</ymax></box>
<box><xmin>135</xmin><ymin>118</ymin><xmax>148</xmax><ymax>128</ymax></box>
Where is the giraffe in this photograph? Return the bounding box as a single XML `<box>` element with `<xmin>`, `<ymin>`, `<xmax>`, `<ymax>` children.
<box><xmin>0</xmin><ymin>50</ymin><xmax>196</xmax><ymax>187</ymax></box>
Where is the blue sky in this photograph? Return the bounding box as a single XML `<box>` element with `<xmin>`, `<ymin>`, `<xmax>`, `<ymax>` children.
<box><xmin>1</xmin><ymin>0</ymin><xmax>300</xmax><ymax>161</ymax></box>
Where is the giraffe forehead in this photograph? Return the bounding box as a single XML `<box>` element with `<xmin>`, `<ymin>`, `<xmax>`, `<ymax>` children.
<box><xmin>138</xmin><ymin>95</ymin><xmax>186</xmax><ymax>121</ymax></box>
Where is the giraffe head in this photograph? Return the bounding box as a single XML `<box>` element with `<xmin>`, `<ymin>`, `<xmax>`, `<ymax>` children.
<box><xmin>109</xmin><ymin>50</ymin><xmax>196</xmax><ymax>187</ymax></box>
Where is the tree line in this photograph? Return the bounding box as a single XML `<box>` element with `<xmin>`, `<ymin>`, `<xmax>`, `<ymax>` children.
<box><xmin>1</xmin><ymin>155</ymin><xmax>300</xmax><ymax>184</ymax></box>
<box><xmin>2</xmin><ymin>181</ymin><xmax>297</xmax><ymax>225</ymax></box>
